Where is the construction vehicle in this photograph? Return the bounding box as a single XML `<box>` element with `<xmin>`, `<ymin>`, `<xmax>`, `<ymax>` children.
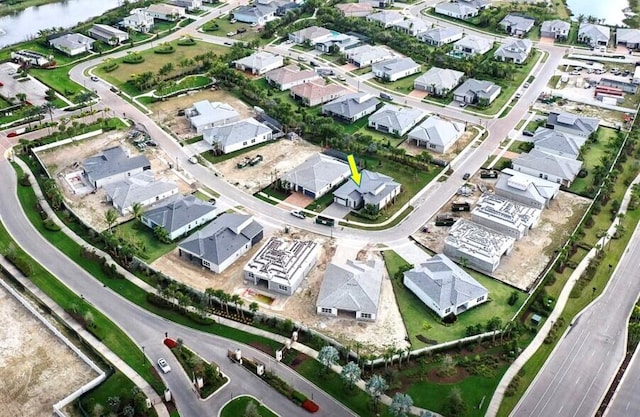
<box><xmin>249</xmin><ymin>154</ymin><xmax>263</xmax><ymax>166</ymax></box>
<box><xmin>237</xmin><ymin>157</ymin><xmax>251</xmax><ymax>169</ymax></box>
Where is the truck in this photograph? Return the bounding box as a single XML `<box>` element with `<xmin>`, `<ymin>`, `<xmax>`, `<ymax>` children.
<box><xmin>237</xmin><ymin>157</ymin><xmax>250</xmax><ymax>169</ymax></box>
<box><xmin>315</xmin><ymin>216</ymin><xmax>335</xmax><ymax>226</ymax></box>
<box><xmin>451</xmin><ymin>202</ymin><xmax>470</xmax><ymax>212</ymax></box>
<box><xmin>480</xmin><ymin>169</ymin><xmax>498</xmax><ymax>179</ymax></box>
<box><xmin>249</xmin><ymin>154</ymin><xmax>263</xmax><ymax>166</ymax></box>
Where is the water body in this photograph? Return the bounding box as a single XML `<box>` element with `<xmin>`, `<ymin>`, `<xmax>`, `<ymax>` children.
<box><xmin>0</xmin><ymin>0</ymin><xmax>122</xmax><ymax>47</ymax></box>
<box><xmin>565</xmin><ymin>0</ymin><xmax>630</xmax><ymax>26</ymax></box>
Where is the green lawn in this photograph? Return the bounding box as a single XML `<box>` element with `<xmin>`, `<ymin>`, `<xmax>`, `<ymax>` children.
<box><xmin>0</xmin><ymin>40</ymin><xmax>84</xmax><ymax>65</ymax></box>
<box><xmin>114</xmin><ymin>220</ymin><xmax>176</xmax><ymax>262</ymax></box>
<box><xmin>370</xmin><ymin>72</ymin><xmax>422</xmax><ymax>94</ymax></box>
<box><xmin>253</xmin><ymin>78</ymin><xmax>300</xmax><ymax>108</ymax></box>
<box><xmin>355</xmin><ymin>125</ymin><xmax>405</xmax><ymax>148</ymax></box>
<box><xmin>507</xmin><ymin>140</ymin><xmax>533</xmax><ymax>154</ymax></box>
<box><xmin>383</xmin><ymin>251</ymin><xmax>526</xmax><ymax>348</ymax></box>
<box><xmin>30</xmin><ymin>67</ymin><xmax>88</xmax><ymax>99</ymax></box>
<box><xmin>206</xmin><ymin>18</ymin><xmax>262</xmax><ymax>43</ymax></box>
<box><xmin>221</xmin><ymin>396</ymin><xmax>278</xmax><ymax>417</ymax></box>
<box><xmin>154</xmin><ymin>75</ymin><xmax>212</xmax><ymax>97</ymax></box>
<box><xmin>570</xmin><ymin>127</ymin><xmax>619</xmax><ymax>196</ymax></box>
<box><xmin>79</xmin><ymin>371</ymin><xmax>146</xmax><ymax>417</ymax></box>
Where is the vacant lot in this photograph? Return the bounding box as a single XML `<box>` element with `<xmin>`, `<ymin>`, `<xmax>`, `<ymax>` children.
<box><xmin>148</xmin><ymin>89</ymin><xmax>254</xmax><ymax>140</ymax></box>
<box><xmin>533</xmin><ymin>99</ymin><xmax>629</xmax><ymax>128</ymax></box>
<box><xmin>411</xmin><ymin>174</ymin><xmax>590</xmax><ymax>290</ymax></box>
<box><xmin>0</xmin><ymin>284</ymin><xmax>97</xmax><ymax>417</ymax></box>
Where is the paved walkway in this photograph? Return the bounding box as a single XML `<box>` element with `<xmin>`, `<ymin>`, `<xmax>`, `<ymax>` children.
<box><xmin>486</xmin><ymin>172</ymin><xmax>640</xmax><ymax>416</ymax></box>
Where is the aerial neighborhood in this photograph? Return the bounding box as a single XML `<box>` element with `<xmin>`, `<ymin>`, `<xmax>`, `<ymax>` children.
<box><xmin>3</xmin><ymin>0</ymin><xmax>640</xmax><ymax>417</ymax></box>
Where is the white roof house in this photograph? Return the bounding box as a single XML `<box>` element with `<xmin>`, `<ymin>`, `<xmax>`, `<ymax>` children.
<box><xmin>435</xmin><ymin>2</ymin><xmax>479</xmax><ymax>20</ymax></box>
<box><xmin>185</xmin><ymin>101</ymin><xmax>240</xmax><ymax>133</ymax></box>
<box><xmin>540</xmin><ymin>19</ymin><xmax>570</xmax><ymax>40</ymax></box>
<box><xmin>288</xmin><ymin>26</ymin><xmax>333</xmax><ymax>45</ymax></box>
<box><xmin>499</xmin><ymin>14</ymin><xmax>535</xmax><ymax>37</ymax></box>
<box><xmin>495</xmin><ymin>168</ymin><xmax>560</xmax><ymax>209</ymax></box>
<box><xmin>146</xmin><ymin>3</ymin><xmax>186</xmax><ymax>21</ymax></box>
<box><xmin>282</xmin><ymin>154</ymin><xmax>351</xmax><ymax>199</ymax></box>
<box><xmin>408</xmin><ymin>115</ymin><xmax>465</xmax><ymax>153</ymax></box>
<box><xmin>512</xmin><ymin>148</ymin><xmax>583</xmax><ymax>187</ymax></box>
<box><xmin>233</xmin><ymin>51</ymin><xmax>284</xmax><ymax>75</ymax></box>
<box><xmin>452</xmin><ymin>36</ymin><xmax>493</xmax><ymax>57</ymax></box>
<box><xmin>345</xmin><ymin>45</ymin><xmax>395</xmax><ymax>68</ymax></box>
<box><xmin>578</xmin><ymin>22</ymin><xmax>610</xmax><ymax>47</ymax></box>
<box><xmin>203</xmin><ymin>118</ymin><xmax>273</xmax><ymax>154</ymax></box>
<box><xmin>366</xmin><ymin>10</ymin><xmax>404</xmax><ymax>28</ymax></box>
<box><xmin>418</xmin><ymin>26</ymin><xmax>464</xmax><ymax>46</ymax></box>
<box><xmin>336</xmin><ymin>2</ymin><xmax>374</xmax><ymax>17</ymax></box>
<box><xmin>413</xmin><ymin>67</ymin><xmax>465</xmax><ymax>96</ymax></box>
<box><xmin>265</xmin><ymin>64</ymin><xmax>320</xmax><ymax>91</ymax></box>
<box><xmin>471</xmin><ymin>194</ymin><xmax>542</xmax><ymax>240</ymax></box>
<box><xmin>316</xmin><ymin>259</ymin><xmax>384</xmax><ymax>321</ymax></box>
<box><xmin>243</xmin><ymin>237</ymin><xmax>321</xmax><ymax>296</ymax></box>
<box><xmin>532</xmin><ymin>127</ymin><xmax>583</xmax><ymax>159</ymax></box>
<box><xmin>104</xmin><ymin>172</ymin><xmax>179</xmax><ymax>215</ymax></box>
<box><xmin>368</xmin><ymin>104</ymin><xmax>423</xmax><ymax>136</ymax></box>
<box><xmin>617</xmin><ymin>28</ymin><xmax>640</xmax><ymax>48</ymax></box>
<box><xmin>49</xmin><ymin>33</ymin><xmax>95</xmax><ymax>56</ymax></box>
<box><xmin>404</xmin><ymin>254</ymin><xmax>489</xmax><ymax>318</ymax></box>
<box><xmin>444</xmin><ymin>219</ymin><xmax>515</xmax><ymax>274</ymax></box>
<box><xmin>392</xmin><ymin>17</ymin><xmax>429</xmax><ymax>36</ymax></box>
<box><xmin>122</xmin><ymin>9</ymin><xmax>155</xmax><ymax>33</ymax></box>
<box><xmin>88</xmin><ymin>24</ymin><xmax>129</xmax><ymax>45</ymax></box>
<box><xmin>371</xmin><ymin>57</ymin><xmax>421</xmax><ymax>82</ymax></box>
<box><xmin>494</xmin><ymin>38</ymin><xmax>533</xmax><ymax>64</ymax></box>
<box><xmin>333</xmin><ymin>170</ymin><xmax>401</xmax><ymax>210</ymax></box>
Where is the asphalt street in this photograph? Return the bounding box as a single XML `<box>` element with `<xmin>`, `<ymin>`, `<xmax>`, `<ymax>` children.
<box><xmin>605</xmin><ymin>338</ymin><xmax>640</xmax><ymax>417</ymax></box>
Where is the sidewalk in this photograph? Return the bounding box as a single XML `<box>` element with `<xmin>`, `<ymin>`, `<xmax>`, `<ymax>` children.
<box><xmin>485</xmin><ymin>173</ymin><xmax>640</xmax><ymax>417</ymax></box>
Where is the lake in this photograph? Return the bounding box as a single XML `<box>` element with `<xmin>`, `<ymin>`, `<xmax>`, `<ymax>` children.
<box><xmin>0</xmin><ymin>0</ymin><xmax>122</xmax><ymax>47</ymax></box>
<box><xmin>565</xmin><ymin>0</ymin><xmax>630</xmax><ymax>26</ymax></box>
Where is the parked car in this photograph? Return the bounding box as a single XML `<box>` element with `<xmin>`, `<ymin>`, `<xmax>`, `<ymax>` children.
<box><xmin>380</xmin><ymin>92</ymin><xmax>393</xmax><ymax>100</ymax></box>
<box><xmin>290</xmin><ymin>210</ymin><xmax>305</xmax><ymax>219</ymax></box>
<box><xmin>515</xmin><ymin>92</ymin><xmax>522</xmax><ymax>99</ymax></box>
<box><xmin>523</xmin><ymin>82</ymin><xmax>530</xmax><ymax>88</ymax></box>
<box><xmin>570</xmin><ymin>70</ymin><xmax>581</xmax><ymax>75</ymax></box>
<box><xmin>109</xmin><ymin>86</ymin><xmax>119</xmax><ymax>93</ymax></box>
<box><xmin>226</xmin><ymin>31</ymin><xmax>237</xmax><ymax>37</ymax></box>
<box><xmin>336</xmin><ymin>74</ymin><xmax>346</xmax><ymax>81</ymax></box>
<box><xmin>90</xmin><ymin>75</ymin><xmax>99</xmax><ymax>82</ymax></box>
<box><xmin>158</xmin><ymin>358</ymin><xmax>171</xmax><ymax>373</ymax></box>
<box><xmin>230</xmin><ymin>19</ymin><xmax>237</xmax><ymax>23</ymax></box>
<box><xmin>188</xmin><ymin>156</ymin><xmax>198</xmax><ymax>164</ymax></box>
<box><xmin>462</xmin><ymin>173</ymin><xmax>471</xmax><ymax>180</ymax></box>
<box><xmin>523</xmin><ymin>130</ymin><xmax>535</xmax><ymax>137</ymax></box>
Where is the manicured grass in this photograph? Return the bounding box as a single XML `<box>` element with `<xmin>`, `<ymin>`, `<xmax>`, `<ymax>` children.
<box><xmin>253</xmin><ymin>78</ymin><xmax>300</xmax><ymax>108</ymax></box>
<box><xmin>209</xmin><ymin>18</ymin><xmax>261</xmax><ymax>43</ymax></box>
<box><xmin>154</xmin><ymin>75</ymin><xmax>212</xmax><ymax>97</ymax></box>
<box><xmin>30</xmin><ymin>67</ymin><xmax>87</xmax><ymax>99</ymax></box>
<box><xmin>221</xmin><ymin>396</ymin><xmax>278</xmax><ymax>417</ymax></box>
<box><xmin>343</xmin><ymin>205</ymin><xmax>414</xmax><ymax>230</ymax></box>
<box><xmin>382</xmin><ymin>251</ymin><xmax>526</xmax><ymax>348</ymax></box>
<box><xmin>114</xmin><ymin>220</ymin><xmax>176</xmax><ymax>262</ymax></box>
<box><xmin>355</xmin><ymin>125</ymin><xmax>405</xmax><ymax>148</ymax></box>
<box><xmin>79</xmin><ymin>371</ymin><xmax>147</xmax><ymax>417</ymax></box>
<box><xmin>570</xmin><ymin>127</ymin><xmax>619</xmax><ymax>196</ymax></box>
<box><xmin>339</xmin><ymin>116</ymin><xmax>369</xmax><ymax>135</ymax></box>
<box><xmin>305</xmin><ymin>190</ymin><xmax>336</xmax><ymax>212</ymax></box>
<box><xmin>0</xmin><ymin>40</ymin><xmax>82</xmax><ymax>65</ymax></box>
<box><xmin>370</xmin><ymin>72</ymin><xmax>422</xmax><ymax>94</ymax></box>
<box><xmin>507</xmin><ymin>140</ymin><xmax>533</xmax><ymax>154</ymax></box>
<box><xmin>352</xmin><ymin>67</ymin><xmax>371</xmax><ymax>76</ymax></box>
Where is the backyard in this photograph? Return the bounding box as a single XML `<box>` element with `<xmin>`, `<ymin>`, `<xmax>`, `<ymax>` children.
<box><xmin>114</xmin><ymin>220</ymin><xmax>176</xmax><ymax>263</ymax></box>
<box><xmin>570</xmin><ymin>127</ymin><xmax>620</xmax><ymax>196</ymax></box>
<box><xmin>369</xmin><ymin>72</ymin><xmax>424</xmax><ymax>95</ymax></box>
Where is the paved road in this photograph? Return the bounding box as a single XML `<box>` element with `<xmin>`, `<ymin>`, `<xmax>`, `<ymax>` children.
<box><xmin>605</xmin><ymin>340</ymin><xmax>640</xmax><ymax>417</ymax></box>
<box><xmin>510</xmin><ymin>230</ymin><xmax>640</xmax><ymax>417</ymax></box>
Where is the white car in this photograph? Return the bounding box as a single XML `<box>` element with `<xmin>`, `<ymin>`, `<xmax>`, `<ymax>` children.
<box><xmin>90</xmin><ymin>75</ymin><xmax>99</xmax><ymax>82</ymax></box>
<box><xmin>188</xmin><ymin>156</ymin><xmax>198</xmax><ymax>164</ymax></box>
<box><xmin>158</xmin><ymin>358</ymin><xmax>171</xmax><ymax>374</ymax></box>
<box><xmin>290</xmin><ymin>210</ymin><xmax>305</xmax><ymax>219</ymax></box>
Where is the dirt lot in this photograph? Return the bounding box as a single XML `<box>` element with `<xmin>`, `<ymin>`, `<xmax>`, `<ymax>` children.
<box><xmin>534</xmin><ymin>99</ymin><xmax>629</xmax><ymax>129</ymax></box>
<box><xmin>214</xmin><ymin>139</ymin><xmax>323</xmax><ymax>194</ymax></box>
<box><xmin>152</xmin><ymin>231</ymin><xmax>408</xmax><ymax>352</ymax></box>
<box><xmin>148</xmin><ymin>89</ymin><xmax>254</xmax><ymax>140</ymax></box>
<box><xmin>400</xmin><ymin>125</ymin><xmax>479</xmax><ymax>163</ymax></box>
<box><xmin>411</xmin><ymin>175</ymin><xmax>590</xmax><ymax>290</ymax></box>
<box><xmin>0</xmin><ymin>285</ymin><xmax>96</xmax><ymax>417</ymax></box>
<box><xmin>37</xmin><ymin>131</ymin><xmax>193</xmax><ymax>231</ymax></box>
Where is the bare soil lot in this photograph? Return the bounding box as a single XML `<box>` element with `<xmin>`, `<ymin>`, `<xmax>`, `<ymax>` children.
<box><xmin>412</xmin><ymin>175</ymin><xmax>590</xmax><ymax>290</ymax></box>
<box><xmin>214</xmin><ymin>139</ymin><xmax>323</xmax><ymax>194</ymax></box>
<box><xmin>400</xmin><ymin>125</ymin><xmax>479</xmax><ymax>163</ymax></box>
<box><xmin>534</xmin><ymin>98</ymin><xmax>630</xmax><ymax>128</ymax></box>
<box><xmin>37</xmin><ymin>131</ymin><xmax>193</xmax><ymax>231</ymax></box>
<box><xmin>0</xmin><ymin>284</ymin><xmax>96</xmax><ymax>417</ymax></box>
<box><xmin>148</xmin><ymin>89</ymin><xmax>254</xmax><ymax>140</ymax></box>
<box><xmin>152</xmin><ymin>231</ymin><xmax>408</xmax><ymax>352</ymax></box>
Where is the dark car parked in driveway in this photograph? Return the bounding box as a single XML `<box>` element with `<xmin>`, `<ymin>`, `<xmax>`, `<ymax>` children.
<box><xmin>523</xmin><ymin>130</ymin><xmax>535</xmax><ymax>137</ymax></box>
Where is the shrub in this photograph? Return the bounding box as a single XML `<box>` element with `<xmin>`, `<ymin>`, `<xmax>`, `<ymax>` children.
<box><xmin>123</xmin><ymin>53</ymin><xmax>144</xmax><ymax>64</ymax></box>
<box><xmin>43</xmin><ymin>218</ymin><xmax>61</xmax><ymax>231</ymax></box>
<box><xmin>154</xmin><ymin>44</ymin><xmax>175</xmax><ymax>54</ymax></box>
<box><xmin>292</xmin><ymin>390</ymin><xmax>307</xmax><ymax>404</ymax></box>
<box><xmin>507</xmin><ymin>291</ymin><xmax>520</xmax><ymax>306</ymax></box>
<box><xmin>19</xmin><ymin>173</ymin><xmax>31</xmax><ymax>186</ymax></box>
<box><xmin>302</xmin><ymin>400</ymin><xmax>319</xmax><ymax>413</ymax></box>
<box><xmin>5</xmin><ymin>253</ymin><xmax>32</xmax><ymax>277</ymax></box>
<box><xmin>102</xmin><ymin>62</ymin><xmax>119</xmax><ymax>72</ymax></box>
<box><xmin>177</xmin><ymin>36</ymin><xmax>196</xmax><ymax>46</ymax></box>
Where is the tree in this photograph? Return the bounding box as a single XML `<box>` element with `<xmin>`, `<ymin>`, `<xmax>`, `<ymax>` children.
<box><xmin>131</xmin><ymin>202</ymin><xmax>144</xmax><ymax>222</ymax></box>
<box><xmin>365</xmin><ymin>374</ymin><xmax>388</xmax><ymax>411</ymax></box>
<box><xmin>154</xmin><ymin>226</ymin><xmax>171</xmax><ymax>243</ymax></box>
<box><xmin>230</xmin><ymin>293</ymin><xmax>241</xmax><ymax>316</ymax></box>
<box><xmin>237</xmin><ymin>298</ymin><xmax>245</xmax><ymax>319</ymax></box>
<box><xmin>317</xmin><ymin>345</ymin><xmax>339</xmax><ymax>374</ymax></box>
<box><xmin>340</xmin><ymin>361</ymin><xmax>361</xmax><ymax>390</ymax></box>
<box><xmin>104</xmin><ymin>208</ymin><xmax>119</xmax><ymax>232</ymax></box>
<box><xmin>16</xmin><ymin>92</ymin><xmax>27</xmax><ymax>103</ymax></box>
<box><xmin>107</xmin><ymin>396</ymin><xmax>121</xmax><ymax>413</ymax></box>
<box><xmin>219</xmin><ymin>291</ymin><xmax>231</xmax><ymax>314</ymax></box>
<box><xmin>122</xmin><ymin>405</ymin><xmax>135</xmax><ymax>417</ymax></box>
<box><xmin>390</xmin><ymin>393</ymin><xmax>413</xmax><ymax>417</ymax></box>
<box><xmin>249</xmin><ymin>301</ymin><xmax>259</xmax><ymax>315</ymax></box>
<box><xmin>444</xmin><ymin>387</ymin><xmax>467</xmax><ymax>416</ymax></box>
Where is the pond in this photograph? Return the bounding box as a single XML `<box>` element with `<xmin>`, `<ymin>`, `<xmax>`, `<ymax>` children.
<box><xmin>565</xmin><ymin>0</ymin><xmax>630</xmax><ymax>26</ymax></box>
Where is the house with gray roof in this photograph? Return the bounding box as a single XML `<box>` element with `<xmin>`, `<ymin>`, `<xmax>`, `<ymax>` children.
<box><xmin>345</xmin><ymin>45</ymin><xmax>395</xmax><ymax>68</ymax></box>
<box><xmin>408</xmin><ymin>115</ymin><xmax>465</xmax><ymax>153</ymax></box>
<box><xmin>243</xmin><ymin>237</ymin><xmax>321</xmax><ymax>295</ymax></box>
<box><xmin>122</xmin><ymin>9</ymin><xmax>154</xmax><ymax>33</ymax></box>
<box><xmin>185</xmin><ymin>101</ymin><xmax>240</xmax><ymax>133</ymax></box>
<box><xmin>434</xmin><ymin>2</ymin><xmax>479</xmax><ymax>20</ymax></box>
<box><xmin>49</xmin><ymin>33</ymin><xmax>95</xmax><ymax>56</ymax></box>
<box><xmin>203</xmin><ymin>118</ymin><xmax>273</xmax><ymax>154</ymax></box>
<box><xmin>233</xmin><ymin>51</ymin><xmax>283</xmax><ymax>75</ymax></box>
<box><xmin>141</xmin><ymin>195</ymin><xmax>218</xmax><ymax>240</ymax></box>
<box><xmin>333</xmin><ymin>170</ymin><xmax>401</xmax><ymax>210</ymax></box>
<box><xmin>546</xmin><ymin>111</ymin><xmax>599</xmax><ymax>138</ymax></box>
<box><xmin>499</xmin><ymin>15</ymin><xmax>535</xmax><ymax>37</ymax></box>
<box><xmin>452</xmin><ymin>36</ymin><xmax>493</xmax><ymax>57</ymax></box>
<box><xmin>494</xmin><ymin>38</ymin><xmax>532</xmax><ymax>64</ymax></box>
<box><xmin>599</xmin><ymin>77</ymin><xmax>639</xmax><ymax>94</ymax></box>
<box><xmin>322</xmin><ymin>92</ymin><xmax>380</xmax><ymax>123</ymax></box>
<box><xmin>617</xmin><ymin>28</ymin><xmax>640</xmax><ymax>49</ymax></box>
<box><xmin>232</xmin><ymin>4</ymin><xmax>276</xmax><ymax>25</ymax></box>
<box><xmin>316</xmin><ymin>259</ymin><xmax>384</xmax><ymax>321</ymax></box>
<box><xmin>453</xmin><ymin>78</ymin><xmax>501</xmax><ymax>106</ymax></box>
<box><xmin>495</xmin><ymin>168</ymin><xmax>560</xmax><ymax>209</ymax></box>
<box><xmin>83</xmin><ymin>146</ymin><xmax>151</xmax><ymax>189</ymax></box>
<box><xmin>392</xmin><ymin>18</ymin><xmax>429</xmax><ymax>36</ymax></box>
<box><xmin>178</xmin><ymin>213</ymin><xmax>264</xmax><ymax>273</ymax></box>
<box><xmin>512</xmin><ymin>148</ymin><xmax>583</xmax><ymax>187</ymax></box>
<box><xmin>368</xmin><ymin>104</ymin><xmax>423</xmax><ymax>136</ymax></box>
<box><xmin>578</xmin><ymin>22</ymin><xmax>610</xmax><ymax>47</ymax></box>
<box><xmin>314</xmin><ymin>33</ymin><xmax>361</xmax><ymax>53</ymax></box>
<box><xmin>532</xmin><ymin>128</ymin><xmax>583</xmax><ymax>159</ymax></box>
<box><xmin>471</xmin><ymin>194</ymin><xmax>542</xmax><ymax>240</ymax></box>
<box><xmin>265</xmin><ymin>64</ymin><xmax>320</xmax><ymax>91</ymax></box>
<box><xmin>288</xmin><ymin>26</ymin><xmax>333</xmax><ymax>45</ymax></box>
<box><xmin>366</xmin><ymin>10</ymin><xmax>404</xmax><ymax>27</ymax></box>
<box><xmin>104</xmin><ymin>172</ymin><xmax>179</xmax><ymax>215</ymax></box>
<box><xmin>281</xmin><ymin>154</ymin><xmax>351</xmax><ymax>199</ymax></box>
<box><xmin>372</xmin><ymin>57</ymin><xmax>421</xmax><ymax>82</ymax></box>
<box><xmin>444</xmin><ymin>219</ymin><xmax>515</xmax><ymax>274</ymax></box>
<box><xmin>88</xmin><ymin>24</ymin><xmax>129</xmax><ymax>45</ymax></box>
<box><xmin>413</xmin><ymin>67</ymin><xmax>465</xmax><ymax>96</ymax></box>
<box><xmin>404</xmin><ymin>254</ymin><xmax>489</xmax><ymax>318</ymax></box>
<box><xmin>418</xmin><ymin>26</ymin><xmax>464</xmax><ymax>47</ymax></box>
<box><xmin>540</xmin><ymin>19</ymin><xmax>570</xmax><ymax>40</ymax></box>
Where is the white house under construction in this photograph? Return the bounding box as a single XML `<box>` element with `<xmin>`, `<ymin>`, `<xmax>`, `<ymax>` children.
<box><xmin>471</xmin><ymin>194</ymin><xmax>542</xmax><ymax>240</ymax></box>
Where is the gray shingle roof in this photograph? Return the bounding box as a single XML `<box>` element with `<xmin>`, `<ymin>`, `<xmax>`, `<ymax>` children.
<box><xmin>414</xmin><ymin>67</ymin><xmax>464</xmax><ymax>91</ymax></box>
<box><xmin>454</xmin><ymin>78</ymin><xmax>501</xmax><ymax>100</ymax></box>
<box><xmin>316</xmin><ymin>259</ymin><xmax>383</xmax><ymax>314</ymax></box>
<box><xmin>436</xmin><ymin>2</ymin><xmax>478</xmax><ymax>17</ymax></box>
<box><xmin>494</xmin><ymin>38</ymin><xmax>532</xmax><ymax>61</ymax></box>
<box><xmin>366</xmin><ymin>10</ymin><xmax>404</xmax><ymax>26</ymax></box>
<box><xmin>89</xmin><ymin>24</ymin><xmax>128</xmax><ymax>39</ymax></box>
<box><xmin>104</xmin><ymin>173</ymin><xmax>178</xmax><ymax>212</ymax></box>
<box><xmin>282</xmin><ymin>154</ymin><xmax>351</xmax><ymax>195</ymax></box>
<box><xmin>419</xmin><ymin>26</ymin><xmax>463</xmax><ymax>44</ymax></box>
<box><xmin>540</xmin><ymin>19</ymin><xmax>570</xmax><ymax>35</ymax></box>
<box><xmin>532</xmin><ymin>127</ymin><xmax>581</xmax><ymax>158</ymax></box>
<box><xmin>178</xmin><ymin>213</ymin><xmax>262</xmax><ymax>266</ymax></box>
<box><xmin>49</xmin><ymin>33</ymin><xmax>95</xmax><ymax>51</ymax></box>
<box><xmin>83</xmin><ymin>146</ymin><xmax>150</xmax><ymax>184</ymax></box>
<box><xmin>393</xmin><ymin>17</ymin><xmax>429</xmax><ymax>33</ymax></box>
<box><xmin>333</xmin><ymin>169</ymin><xmax>400</xmax><ymax>206</ymax></box>
<box><xmin>404</xmin><ymin>254</ymin><xmax>488</xmax><ymax>311</ymax></box>
<box><xmin>368</xmin><ymin>103</ymin><xmax>423</xmax><ymax>133</ymax></box>
<box><xmin>547</xmin><ymin>111</ymin><xmax>599</xmax><ymax>135</ymax></box>
<box><xmin>203</xmin><ymin>118</ymin><xmax>271</xmax><ymax>149</ymax></box>
<box><xmin>617</xmin><ymin>28</ymin><xmax>640</xmax><ymax>44</ymax></box>
<box><xmin>453</xmin><ymin>36</ymin><xmax>493</xmax><ymax>54</ymax></box>
<box><xmin>408</xmin><ymin>115</ymin><xmax>465</xmax><ymax>147</ymax></box>
<box><xmin>578</xmin><ymin>23</ymin><xmax>610</xmax><ymax>44</ymax></box>
<box><xmin>372</xmin><ymin>57</ymin><xmax>420</xmax><ymax>78</ymax></box>
<box><xmin>141</xmin><ymin>195</ymin><xmax>217</xmax><ymax>234</ymax></box>
<box><xmin>513</xmin><ymin>148</ymin><xmax>582</xmax><ymax>179</ymax></box>
<box><xmin>499</xmin><ymin>14</ymin><xmax>535</xmax><ymax>33</ymax></box>
<box><xmin>322</xmin><ymin>92</ymin><xmax>380</xmax><ymax>119</ymax></box>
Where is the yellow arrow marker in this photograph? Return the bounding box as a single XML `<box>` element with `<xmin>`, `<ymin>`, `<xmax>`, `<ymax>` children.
<box><xmin>347</xmin><ymin>154</ymin><xmax>361</xmax><ymax>186</ymax></box>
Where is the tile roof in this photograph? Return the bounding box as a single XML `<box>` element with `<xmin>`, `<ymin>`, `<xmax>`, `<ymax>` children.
<box><xmin>513</xmin><ymin>148</ymin><xmax>583</xmax><ymax>179</ymax></box>
<box><xmin>282</xmin><ymin>154</ymin><xmax>351</xmax><ymax>194</ymax></box>
<box><xmin>371</xmin><ymin>57</ymin><xmax>420</xmax><ymax>77</ymax></box>
<box><xmin>265</xmin><ymin>64</ymin><xmax>319</xmax><ymax>86</ymax></box>
<box><xmin>419</xmin><ymin>26</ymin><xmax>464</xmax><ymax>43</ymax></box>
<box><xmin>408</xmin><ymin>115</ymin><xmax>465</xmax><ymax>147</ymax></box>
<box><xmin>141</xmin><ymin>195</ymin><xmax>217</xmax><ymax>234</ymax></box>
<box><xmin>322</xmin><ymin>92</ymin><xmax>380</xmax><ymax>119</ymax></box>
<box><xmin>203</xmin><ymin>118</ymin><xmax>272</xmax><ymax>149</ymax></box>
<box><xmin>368</xmin><ymin>103</ymin><xmax>423</xmax><ymax>133</ymax></box>
<box><xmin>414</xmin><ymin>67</ymin><xmax>464</xmax><ymax>90</ymax></box>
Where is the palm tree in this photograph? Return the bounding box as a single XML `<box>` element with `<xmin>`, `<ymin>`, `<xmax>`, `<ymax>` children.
<box><xmin>230</xmin><ymin>294</ymin><xmax>241</xmax><ymax>317</ymax></box>
<box><xmin>317</xmin><ymin>345</ymin><xmax>339</xmax><ymax>374</ymax></box>
<box><xmin>340</xmin><ymin>361</ymin><xmax>361</xmax><ymax>390</ymax></box>
<box><xmin>390</xmin><ymin>393</ymin><xmax>413</xmax><ymax>417</ymax></box>
<box><xmin>104</xmin><ymin>209</ymin><xmax>119</xmax><ymax>233</ymax></box>
<box><xmin>204</xmin><ymin>287</ymin><xmax>216</xmax><ymax>308</ymax></box>
<box><xmin>365</xmin><ymin>375</ymin><xmax>388</xmax><ymax>412</ymax></box>
<box><xmin>131</xmin><ymin>202</ymin><xmax>144</xmax><ymax>222</ymax></box>
<box><xmin>219</xmin><ymin>291</ymin><xmax>230</xmax><ymax>314</ymax></box>
<box><xmin>237</xmin><ymin>298</ymin><xmax>245</xmax><ymax>319</ymax></box>
<box><xmin>249</xmin><ymin>301</ymin><xmax>259</xmax><ymax>316</ymax></box>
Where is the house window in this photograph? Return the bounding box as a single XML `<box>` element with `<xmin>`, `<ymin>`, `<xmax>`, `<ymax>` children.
<box><xmin>321</xmin><ymin>307</ymin><xmax>332</xmax><ymax>313</ymax></box>
<box><xmin>248</xmin><ymin>272</ymin><xmax>254</xmax><ymax>278</ymax></box>
<box><xmin>361</xmin><ymin>313</ymin><xmax>372</xmax><ymax>319</ymax></box>
<box><xmin>251</xmin><ymin>138</ymin><xmax>256</xmax><ymax>143</ymax></box>
<box><xmin>429</xmin><ymin>144</ymin><xmax>436</xmax><ymax>149</ymax></box>
<box><xmin>202</xmin><ymin>260</ymin><xmax>210</xmax><ymax>268</ymax></box>
<box><xmin>278</xmin><ymin>285</ymin><xmax>288</xmax><ymax>291</ymax></box>
<box><xmin>445</xmin><ymin>307</ymin><xmax>451</xmax><ymax>313</ymax></box>
<box><xmin>243</xmin><ymin>141</ymin><xmax>248</xmax><ymax>146</ymax></box>
<box><xmin>477</xmin><ymin>296</ymin><xmax>485</xmax><ymax>302</ymax></box>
